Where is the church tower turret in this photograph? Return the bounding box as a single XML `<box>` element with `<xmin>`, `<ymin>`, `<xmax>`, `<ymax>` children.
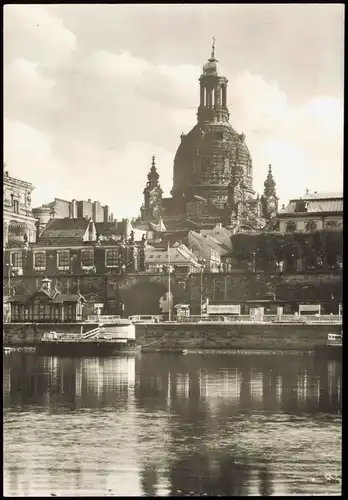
<box><xmin>140</xmin><ymin>156</ymin><xmax>163</xmax><ymax>222</ymax></box>
<box><xmin>261</xmin><ymin>164</ymin><xmax>278</xmax><ymax>219</ymax></box>
<box><xmin>197</xmin><ymin>37</ymin><xmax>229</xmax><ymax>125</ymax></box>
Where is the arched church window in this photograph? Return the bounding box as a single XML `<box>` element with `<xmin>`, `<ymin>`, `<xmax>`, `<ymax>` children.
<box><xmin>305</xmin><ymin>220</ymin><xmax>317</xmax><ymax>232</ymax></box>
<box><xmin>224</xmin><ymin>157</ymin><xmax>230</xmax><ymax>174</ymax></box>
<box><xmin>286</xmin><ymin>221</ymin><xmax>297</xmax><ymax>233</ymax></box>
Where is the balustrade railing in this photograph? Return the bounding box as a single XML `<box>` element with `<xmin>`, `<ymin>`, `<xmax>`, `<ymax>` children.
<box><xmin>172</xmin><ymin>314</ymin><xmax>341</xmax><ymax>324</ymax></box>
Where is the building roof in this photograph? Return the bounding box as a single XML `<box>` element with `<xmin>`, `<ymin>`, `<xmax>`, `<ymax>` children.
<box><xmin>39</xmin><ymin>218</ymin><xmax>90</xmax><ymax>242</ymax></box>
<box><xmin>9</xmin><ymin>291</ymin><xmax>85</xmax><ymax>304</ymax></box>
<box><xmin>188</xmin><ymin>230</ymin><xmax>230</xmax><ymax>256</ymax></box>
<box><xmin>172</xmin><ymin>218</ymin><xmax>202</xmax><ymax>230</ymax></box>
<box><xmin>148</xmin><ymin>218</ymin><xmax>166</xmax><ymax>232</ymax></box>
<box><xmin>279</xmin><ymin>197</ymin><xmax>343</xmax><ymax>215</ymax></box>
<box><xmin>95</xmin><ymin>221</ymin><xmax>120</xmax><ymax>238</ymax></box>
<box><xmin>200</xmin><ymin>224</ymin><xmax>233</xmax><ymax>249</ymax></box>
<box><xmin>145</xmin><ymin>243</ymin><xmax>201</xmax><ymax>267</ymax></box>
<box><xmin>301</xmin><ymin>191</ymin><xmax>343</xmax><ymax>200</ymax></box>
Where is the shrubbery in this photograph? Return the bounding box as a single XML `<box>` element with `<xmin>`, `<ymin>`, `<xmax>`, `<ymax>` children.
<box><xmin>231</xmin><ymin>230</ymin><xmax>342</xmax><ymax>271</ymax></box>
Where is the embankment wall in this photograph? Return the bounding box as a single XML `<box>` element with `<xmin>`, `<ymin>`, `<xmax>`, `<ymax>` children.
<box><xmin>136</xmin><ymin>322</ymin><xmax>341</xmax><ymax>351</ymax></box>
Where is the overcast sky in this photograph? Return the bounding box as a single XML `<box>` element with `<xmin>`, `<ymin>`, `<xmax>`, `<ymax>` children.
<box><xmin>4</xmin><ymin>4</ymin><xmax>344</xmax><ymax>218</ymax></box>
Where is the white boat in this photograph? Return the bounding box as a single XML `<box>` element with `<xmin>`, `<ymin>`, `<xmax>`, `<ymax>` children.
<box><xmin>326</xmin><ymin>332</ymin><xmax>342</xmax><ymax>347</ymax></box>
<box><xmin>98</xmin><ymin>319</ymin><xmax>136</xmax><ymax>341</ymax></box>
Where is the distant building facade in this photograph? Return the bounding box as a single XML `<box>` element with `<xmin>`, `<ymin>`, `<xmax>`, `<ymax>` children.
<box><xmin>3</xmin><ymin>164</ymin><xmax>37</xmax><ymax>247</ymax></box>
<box><xmin>33</xmin><ymin>197</ymin><xmax>113</xmax><ymax>234</ymax></box>
<box><xmin>276</xmin><ymin>191</ymin><xmax>343</xmax><ymax>233</ymax></box>
<box><xmin>3</xmin><ymin>217</ymin><xmax>147</xmax><ymax>279</ymax></box>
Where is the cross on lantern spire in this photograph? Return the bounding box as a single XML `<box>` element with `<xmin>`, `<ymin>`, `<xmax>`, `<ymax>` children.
<box><xmin>211</xmin><ymin>36</ymin><xmax>216</xmax><ymax>60</ymax></box>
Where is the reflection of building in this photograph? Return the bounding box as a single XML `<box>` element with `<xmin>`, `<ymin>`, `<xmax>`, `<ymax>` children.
<box><xmin>3</xmin><ymin>164</ymin><xmax>37</xmax><ymax>247</ymax></box>
<box><xmin>276</xmin><ymin>191</ymin><xmax>343</xmax><ymax>233</ymax></box>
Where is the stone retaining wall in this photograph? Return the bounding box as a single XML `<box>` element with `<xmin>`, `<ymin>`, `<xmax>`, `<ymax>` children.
<box><xmin>136</xmin><ymin>322</ymin><xmax>341</xmax><ymax>351</ymax></box>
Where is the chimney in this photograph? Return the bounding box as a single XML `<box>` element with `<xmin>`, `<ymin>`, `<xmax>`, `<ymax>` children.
<box><xmin>72</xmin><ymin>199</ymin><xmax>77</xmax><ymax>219</ymax></box>
<box><xmin>88</xmin><ymin>198</ymin><xmax>92</xmax><ymax>203</ymax></box>
<box><xmin>103</xmin><ymin>205</ymin><xmax>109</xmax><ymax>223</ymax></box>
<box><xmin>92</xmin><ymin>201</ymin><xmax>97</xmax><ymax>222</ymax></box>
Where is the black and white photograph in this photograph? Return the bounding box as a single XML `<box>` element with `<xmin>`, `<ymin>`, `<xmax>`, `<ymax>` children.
<box><xmin>3</xmin><ymin>4</ymin><xmax>343</xmax><ymax>496</ymax></box>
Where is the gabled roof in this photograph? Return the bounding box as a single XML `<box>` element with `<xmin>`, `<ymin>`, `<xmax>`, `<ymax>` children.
<box><xmin>9</xmin><ymin>291</ymin><xmax>85</xmax><ymax>304</ymax></box>
<box><xmin>39</xmin><ymin>218</ymin><xmax>90</xmax><ymax>242</ymax></box>
<box><xmin>200</xmin><ymin>225</ymin><xmax>233</xmax><ymax>249</ymax></box>
<box><xmin>188</xmin><ymin>230</ymin><xmax>230</xmax><ymax>256</ymax></box>
<box><xmin>148</xmin><ymin>218</ymin><xmax>166</xmax><ymax>232</ymax></box>
<box><xmin>53</xmin><ymin>294</ymin><xmax>85</xmax><ymax>303</ymax></box>
<box><xmin>95</xmin><ymin>222</ymin><xmax>119</xmax><ymax>237</ymax></box>
<box><xmin>172</xmin><ymin>218</ymin><xmax>202</xmax><ymax>230</ymax></box>
<box><xmin>145</xmin><ymin>243</ymin><xmax>200</xmax><ymax>266</ymax></box>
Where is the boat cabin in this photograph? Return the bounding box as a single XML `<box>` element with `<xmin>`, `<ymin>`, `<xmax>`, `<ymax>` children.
<box><xmin>8</xmin><ymin>278</ymin><xmax>86</xmax><ymax>323</ymax></box>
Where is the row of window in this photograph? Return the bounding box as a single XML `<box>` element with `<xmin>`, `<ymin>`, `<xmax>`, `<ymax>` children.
<box><xmin>7</xmin><ymin>249</ymin><xmax>130</xmax><ymax>270</ymax></box>
<box><xmin>11</xmin><ymin>302</ymin><xmax>76</xmax><ymax>322</ymax></box>
<box><xmin>286</xmin><ymin>220</ymin><xmax>341</xmax><ymax>233</ymax></box>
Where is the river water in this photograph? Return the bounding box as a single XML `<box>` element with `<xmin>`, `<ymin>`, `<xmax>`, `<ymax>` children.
<box><xmin>4</xmin><ymin>352</ymin><xmax>341</xmax><ymax>496</ymax></box>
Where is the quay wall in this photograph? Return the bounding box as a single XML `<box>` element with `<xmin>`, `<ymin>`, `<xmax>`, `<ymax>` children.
<box><xmin>4</xmin><ymin>270</ymin><xmax>342</xmax><ymax>317</ymax></box>
<box><xmin>4</xmin><ymin>323</ymin><xmax>99</xmax><ymax>343</ymax></box>
<box><xmin>3</xmin><ymin>321</ymin><xmax>341</xmax><ymax>351</ymax></box>
<box><xmin>135</xmin><ymin>322</ymin><xmax>342</xmax><ymax>351</ymax></box>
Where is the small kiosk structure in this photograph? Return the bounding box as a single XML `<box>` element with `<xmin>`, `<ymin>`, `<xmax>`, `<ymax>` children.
<box><xmin>175</xmin><ymin>304</ymin><xmax>190</xmax><ymax>321</ymax></box>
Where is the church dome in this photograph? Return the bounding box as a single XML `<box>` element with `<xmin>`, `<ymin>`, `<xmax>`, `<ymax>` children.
<box><xmin>202</xmin><ymin>36</ymin><xmax>218</xmax><ymax>75</ymax></box>
<box><xmin>203</xmin><ymin>58</ymin><xmax>218</xmax><ymax>76</ymax></box>
<box><xmin>171</xmin><ymin>40</ymin><xmax>254</xmax><ymax>213</ymax></box>
<box><xmin>172</xmin><ymin>123</ymin><xmax>253</xmax><ymax>208</ymax></box>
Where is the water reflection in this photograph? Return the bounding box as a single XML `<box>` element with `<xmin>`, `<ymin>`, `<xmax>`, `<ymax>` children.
<box><xmin>4</xmin><ymin>353</ymin><xmax>341</xmax><ymax>496</ymax></box>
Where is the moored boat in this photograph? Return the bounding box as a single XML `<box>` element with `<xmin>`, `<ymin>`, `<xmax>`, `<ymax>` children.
<box><xmin>36</xmin><ymin>318</ymin><xmax>136</xmax><ymax>356</ymax></box>
<box><xmin>314</xmin><ymin>332</ymin><xmax>342</xmax><ymax>360</ymax></box>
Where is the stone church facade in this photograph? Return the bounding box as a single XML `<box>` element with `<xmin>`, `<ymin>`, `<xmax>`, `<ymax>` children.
<box><xmin>136</xmin><ymin>41</ymin><xmax>278</xmax><ymax>231</ymax></box>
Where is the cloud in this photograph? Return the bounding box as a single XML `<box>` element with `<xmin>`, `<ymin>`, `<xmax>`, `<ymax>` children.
<box><xmin>4</xmin><ymin>4</ymin><xmax>76</xmax><ymax>66</ymax></box>
<box><xmin>3</xmin><ymin>5</ymin><xmax>343</xmax><ymax>218</ymax></box>
<box><xmin>225</xmin><ymin>72</ymin><xmax>343</xmax><ymax>201</ymax></box>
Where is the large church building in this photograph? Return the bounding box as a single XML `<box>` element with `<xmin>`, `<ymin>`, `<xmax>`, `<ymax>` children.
<box><xmin>135</xmin><ymin>40</ymin><xmax>278</xmax><ymax>231</ymax></box>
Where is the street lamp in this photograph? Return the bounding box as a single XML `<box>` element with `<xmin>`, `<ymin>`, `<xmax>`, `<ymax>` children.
<box><xmin>167</xmin><ymin>242</ymin><xmax>174</xmax><ymax>322</ymax></box>
<box><xmin>198</xmin><ymin>258</ymin><xmax>206</xmax><ymax>316</ymax></box>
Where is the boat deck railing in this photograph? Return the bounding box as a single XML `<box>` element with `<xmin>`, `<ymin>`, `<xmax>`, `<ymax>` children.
<box><xmin>86</xmin><ymin>315</ymin><xmax>121</xmax><ymax>324</ymax></box>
